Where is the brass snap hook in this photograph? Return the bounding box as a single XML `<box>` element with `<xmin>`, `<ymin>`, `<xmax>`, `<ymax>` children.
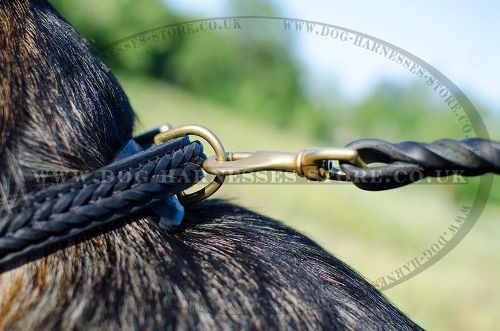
<box><xmin>154</xmin><ymin>125</ymin><xmax>365</xmax><ymax>203</ymax></box>
<box><xmin>204</xmin><ymin>148</ymin><xmax>363</xmax><ymax>181</ymax></box>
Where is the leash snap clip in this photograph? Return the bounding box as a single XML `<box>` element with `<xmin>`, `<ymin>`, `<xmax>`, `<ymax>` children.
<box><xmin>205</xmin><ymin>148</ymin><xmax>364</xmax><ymax>181</ymax></box>
<box><xmin>154</xmin><ymin>125</ymin><xmax>366</xmax><ymax>203</ymax></box>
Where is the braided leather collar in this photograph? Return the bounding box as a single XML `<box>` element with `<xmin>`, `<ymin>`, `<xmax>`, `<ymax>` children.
<box><xmin>0</xmin><ymin>136</ymin><xmax>206</xmax><ymax>273</ymax></box>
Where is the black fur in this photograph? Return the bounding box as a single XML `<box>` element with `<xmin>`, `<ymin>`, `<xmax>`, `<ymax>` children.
<box><xmin>0</xmin><ymin>0</ymin><xmax>421</xmax><ymax>329</ymax></box>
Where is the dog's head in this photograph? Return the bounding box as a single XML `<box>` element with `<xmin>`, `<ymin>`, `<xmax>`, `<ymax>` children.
<box><xmin>0</xmin><ymin>0</ymin><xmax>134</xmax><ymax>203</ymax></box>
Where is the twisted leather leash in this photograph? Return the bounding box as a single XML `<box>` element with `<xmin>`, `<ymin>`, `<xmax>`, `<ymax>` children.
<box><xmin>339</xmin><ymin>138</ymin><xmax>500</xmax><ymax>190</ymax></box>
<box><xmin>0</xmin><ymin>136</ymin><xmax>205</xmax><ymax>272</ymax></box>
<box><xmin>166</xmin><ymin>125</ymin><xmax>498</xmax><ymax>201</ymax></box>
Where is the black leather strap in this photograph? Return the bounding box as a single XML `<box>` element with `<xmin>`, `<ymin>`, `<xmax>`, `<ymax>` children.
<box><xmin>0</xmin><ymin>137</ymin><xmax>205</xmax><ymax>272</ymax></box>
<box><xmin>339</xmin><ymin>138</ymin><xmax>500</xmax><ymax>190</ymax></box>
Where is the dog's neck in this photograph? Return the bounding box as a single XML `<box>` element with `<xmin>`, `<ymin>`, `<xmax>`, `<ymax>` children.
<box><xmin>0</xmin><ymin>0</ymin><xmax>134</xmax><ymax>203</ymax></box>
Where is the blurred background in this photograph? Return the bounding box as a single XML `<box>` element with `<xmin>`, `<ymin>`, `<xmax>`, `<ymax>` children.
<box><xmin>50</xmin><ymin>1</ymin><xmax>499</xmax><ymax>329</ymax></box>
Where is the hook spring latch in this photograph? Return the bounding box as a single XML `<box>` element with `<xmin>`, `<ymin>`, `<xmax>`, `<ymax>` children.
<box><xmin>154</xmin><ymin>125</ymin><xmax>364</xmax><ymax>203</ymax></box>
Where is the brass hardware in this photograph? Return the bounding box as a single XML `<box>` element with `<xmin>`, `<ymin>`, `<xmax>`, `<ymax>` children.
<box><xmin>204</xmin><ymin>148</ymin><xmax>364</xmax><ymax>181</ymax></box>
<box><xmin>154</xmin><ymin>125</ymin><xmax>364</xmax><ymax>203</ymax></box>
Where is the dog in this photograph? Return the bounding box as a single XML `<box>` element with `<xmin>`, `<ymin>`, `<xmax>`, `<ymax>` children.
<box><xmin>0</xmin><ymin>1</ymin><xmax>421</xmax><ymax>329</ymax></box>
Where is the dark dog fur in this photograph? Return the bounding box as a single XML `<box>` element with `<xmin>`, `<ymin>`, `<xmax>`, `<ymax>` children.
<box><xmin>0</xmin><ymin>1</ymin><xmax>421</xmax><ymax>330</ymax></box>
